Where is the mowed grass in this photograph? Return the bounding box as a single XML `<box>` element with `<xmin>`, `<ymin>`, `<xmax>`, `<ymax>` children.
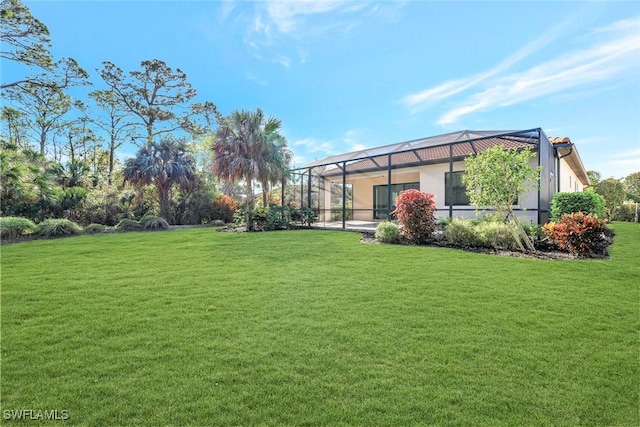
<box><xmin>1</xmin><ymin>223</ymin><xmax>638</xmax><ymax>426</ymax></box>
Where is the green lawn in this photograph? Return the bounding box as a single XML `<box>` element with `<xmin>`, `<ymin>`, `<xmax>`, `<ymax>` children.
<box><xmin>1</xmin><ymin>223</ymin><xmax>638</xmax><ymax>426</ymax></box>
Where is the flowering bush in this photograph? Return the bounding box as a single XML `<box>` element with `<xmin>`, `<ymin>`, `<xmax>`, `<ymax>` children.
<box><xmin>392</xmin><ymin>189</ymin><xmax>437</xmax><ymax>244</ymax></box>
<box><xmin>543</xmin><ymin>212</ymin><xmax>609</xmax><ymax>255</ymax></box>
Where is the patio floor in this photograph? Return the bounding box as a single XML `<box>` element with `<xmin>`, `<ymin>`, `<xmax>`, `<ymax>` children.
<box><xmin>312</xmin><ymin>220</ymin><xmax>379</xmax><ymax>232</ymax></box>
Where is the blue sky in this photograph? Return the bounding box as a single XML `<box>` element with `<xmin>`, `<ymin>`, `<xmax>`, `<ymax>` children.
<box><xmin>6</xmin><ymin>0</ymin><xmax>640</xmax><ymax>179</ymax></box>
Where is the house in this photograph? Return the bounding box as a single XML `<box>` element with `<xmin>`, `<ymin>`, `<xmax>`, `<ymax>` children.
<box><xmin>288</xmin><ymin>128</ymin><xmax>589</xmax><ymax>227</ymax></box>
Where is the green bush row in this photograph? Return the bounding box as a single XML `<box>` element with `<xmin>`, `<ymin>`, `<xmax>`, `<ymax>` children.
<box><xmin>1</xmin><ymin>215</ymin><xmax>174</xmax><ymax>241</ymax></box>
<box><xmin>1</xmin><ymin>217</ymin><xmax>83</xmax><ymax>239</ymax></box>
<box><xmin>238</xmin><ymin>205</ymin><xmax>319</xmax><ymax>231</ymax></box>
<box><xmin>0</xmin><ymin>217</ymin><xmax>38</xmax><ymax>239</ymax></box>
<box><xmin>551</xmin><ymin>192</ymin><xmax>604</xmax><ymax>221</ymax></box>
<box><xmin>444</xmin><ymin>218</ymin><xmax>526</xmax><ymax>251</ymax></box>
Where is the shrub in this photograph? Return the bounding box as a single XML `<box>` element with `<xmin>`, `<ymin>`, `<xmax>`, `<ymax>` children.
<box><xmin>36</xmin><ymin>218</ymin><xmax>83</xmax><ymax>237</ymax></box>
<box><xmin>176</xmin><ymin>191</ymin><xmax>237</xmax><ymax>225</ymax></box>
<box><xmin>138</xmin><ymin>214</ymin><xmax>157</xmax><ymax>223</ymax></box>
<box><xmin>476</xmin><ymin>221</ymin><xmax>520</xmax><ymax>250</ymax></box>
<box><xmin>141</xmin><ymin>216</ymin><xmax>170</xmax><ymax>231</ymax></box>
<box><xmin>444</xmin><ymin>218</ymin><xmax>483</xmax><ymax>248</ymax></box>
<box><xmin>375</xmin><ymin>221</ymin><xmax>400</xmax><ymax>243</ymax></box>
<box><xmin>330</xmin><ymin>205</ymin><xmax>353</xmax><ymax>221</ymax></box>
<box><xmin>77</xmin><ymin>188</ymin><xmax>125</xmax><ymax>226</ymax></box>
<box><xmin>83</xmin><ymin>223</ymin><xmax>107</xmax><ymax>234</ymax></box>
<box><xmin>444</xmin><ymin>218</ymin><xmax>534</xmax><ymax>250</ymax></box>
<box><xmin>596</xmin><ymin>178</ymin><xmax>626</xmax><ymax>221</ymax></box>
<box><xmin>265</xmin><ymin>204</ymin><xmax>293</xmax><ymax>230</ymax></box>
<box><xmin>298</xmin><ymin>208</ymin><xmax>318</xmax><ymax>227</ymax></box>
<box><xmin>115</xmin><ymin>218</ymin><xmax>143</xmax><ymax>232</ymax></box>
<box><xmin>0</xmin><ymin>216</ymin><xmax>37</xmax><ymax>240</ymax></box>
<box><xmin>613</xmin><ymin>203</ymin><xmax>638</xmax><ymax>222</ymax></box>
<box><xmin>289</xmin><ymin>207</ymin><xmax>317</xmax><ymax>227</ymax></box>
<box><xmin>543</xmin><ymin>212</ymin><xmax>610</xmax><ymax>255</ymax></box>
<box><xmin>211</xmin><ymin>195</ymin><xmax>237</xmax><ymax>224</ymax></box>
<box><xmin>521</xmin><ymin>222</ymin><xmax>543</xmax><ymax>241</ymax></box>
<box><xmin>392</xmin><ymin>189</ymin><xmax>437</xmax><ymax>244</ymax></box>
<box><xmin>233</xmin><ymin>209</ymin><xmax>246</xmax><ymax>226</ymax></box>
<box><xmin>551</xmin><ymin>192</ymin><xmax>604</xmax><ymax>221</ymax></box>
<box><xmin>444</xmin><ymin>219</ymin><xmax>482</xmax><ymax>247</ymax></box>
<box><xmin>252</xmin><ymin>206</ymin><xmax>268</xmax><ymax>231</ymax></box>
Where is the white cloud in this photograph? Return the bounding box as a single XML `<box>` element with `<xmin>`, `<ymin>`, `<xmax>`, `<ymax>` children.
<box><xmin>401</xmin><ymin>16</ymin><xmax>640</xmax><ymax>127</ymax></box>
<box><xmin>266</xmin><ymin>0</ymin><xmax>359</xmax><ymax>34</ymax></box>
<box><xmin>600</xmin><ymin>156</ymin><xmax>640</xmax><ymax>179</ymax></box>
<box><xmin>402</xmin><ymin>16</ymin><xmax>576</xmax><ymax>113</ymax></box>
<box><xmin>586</xmin><ymin>143</ymin><xmax>640</xmax><ymax>179</ymax></box>
<box><xmin>245</xmin><ymin>1</ymin><xmax>391</xmax><ymax>67</ymax></box>
<box><xmin>293</xmin><ymin>137</ymin><xmax>335</xmax><ymax>154</ymax></box>
<box><xmin>244</xmin><ymin>71</ymin><xmax>268</xmax><ymax>86</ymax></box>
<box><xmin>291</xmin><ymin>129</ymin><xmax>370</xmax><ymax>165</ymax></box>
<box><xmin>218</xmin><ymin>1</ymin><xmax>236</xmax><ymax>24</ymax></box>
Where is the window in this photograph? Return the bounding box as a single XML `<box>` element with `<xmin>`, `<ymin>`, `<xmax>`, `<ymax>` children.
<box><xmin>445</xmin><ymin>171</ymin><xmax>470</xmax><ymax>206</ymax></box>
<box><xmin>373</xmin><ymin>182</ymin><xmax>420</xmax><ymax>219</ymax></box>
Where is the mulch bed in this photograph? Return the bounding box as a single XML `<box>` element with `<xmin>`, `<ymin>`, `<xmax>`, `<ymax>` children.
<box><xmin>2</xmin><ymin>225</ymin><xmax>610</xmax><ymax>260</ymax></box>
<box><xmin>359</xmin><ymin>232</ymin><xmax>609</xmax><ymax>260</ymax></box>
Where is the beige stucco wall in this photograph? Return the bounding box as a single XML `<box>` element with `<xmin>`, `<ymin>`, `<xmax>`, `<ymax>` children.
<box><xmin>324</xmin><ymin>171</ymin><xmax>420</xmax><ymax>220</ymax></box>
<box><xmin>418</xmin><ymin>160</ymin><xmax>538</xmax><ymax>223</ymax></box>
<box><xmin>319</xmin><ymin>153</ymin><xmax>562</xmax><ymax>224</ymax></box>
<box><xmin>559</xmin><ymin>157</ymin><xmax>584</xmax><ymax>192</ymax></box>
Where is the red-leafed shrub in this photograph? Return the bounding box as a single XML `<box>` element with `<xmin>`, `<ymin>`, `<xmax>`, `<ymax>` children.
<box><xmin>392</xmin><ymin>189</ymin><xmax>437</xmax><ymax>244</ymax></box>
<box><xmin>543</xmin><ymin>212</ymin><xmax>610</xmax><ymax>255</ymax></box>
<box><xmin>211</xmin><ymin>195</ymin><xmax>238</xmax><ymax>223</ymax></box>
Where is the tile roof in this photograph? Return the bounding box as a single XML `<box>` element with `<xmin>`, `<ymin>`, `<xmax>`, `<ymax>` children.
<box><xmin>296</xmin><ymin>129</ymin><xmax>589</xmax><ymax>186</ymax></box>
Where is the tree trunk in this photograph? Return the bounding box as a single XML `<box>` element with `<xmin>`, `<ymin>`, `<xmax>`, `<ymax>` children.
<box><xmin>246</xmin><ymin>180</ymin><xmax>254</xmax><ymax>231</ymax></box>
<box><xmin>108</xmin><ymin>147</ymin><xmax>114</xmax><ymax>187</ymax></box>
<box><xmin>158</xmin><ymin>183</ymin><xmax>172</xmax><ymax>223</ymax></box>
<box><xmin>506</xmin><ymin>209</ymin><xmax>536</xmax><ymax>253</ymax></box>
<box><xmin>262</xmin><ymin>180</ymin><xmax>268</xmax><ymax>207</ymax></box>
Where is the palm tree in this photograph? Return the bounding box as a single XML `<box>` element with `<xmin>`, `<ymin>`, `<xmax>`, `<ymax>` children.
<box><xmin>123</xmin><ymin>136</ymin><xmax>196</xmax><ymax>222</ymax></box>
<box><xmin>212</xmin><ymin>108</ymin><xmax>291</xmax><ymax>230</ymax></box>
<box><xmin>258</xmin><ymin>117</ymin><xmax>291</xmax><ymax>207</ymax></box>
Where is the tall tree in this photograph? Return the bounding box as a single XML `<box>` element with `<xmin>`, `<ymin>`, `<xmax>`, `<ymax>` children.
<box><xmin>258</xmin><ymin>117</ymin><xmax>291</xmax><ymax>207</ymax></box>
<box><xmin>3</xmin><ymin>57</ymin><xmax>90</xmax><ymax>155</ymax></box>
<box><xmin>123</xmin><ymin>136</ymin><xmax>196</xmax><ymax>222</ymax></box>
<box><xmin>212</xmin><ymin>108</ymin><xmax>291</xmax><ymax>230</ymax></box>
<box><xmin>1</xmin><ymin>3</ymin><xmax>89</xmax><ymax>93</ymax></box>
<box><xmin>5</xmin><ymin>82</ymin><xmax>73</xmax><ymax>155</ymax></box>
<box><xmin>0</xmin><ymin>106</ymin><xmax>29</xmax><ymax>148</ymax></box>
<box><xmin>88</xmin><ymin>89</ymin><xmax>136</xmax><ymax>185</ymax></box>
<box><xmin>55</xmin><ymin>106</ymin><xmax>100</xmax><ymax>163</ymax></box>
<box><xmin>0</xmin><ymin>0</ymin><xmax>52</xmax><ymax>89</ymax></box>
<box><xmin>99</xmin><ymin>59</ymin><xmax>198</xmax><ymax>146</ymax></box>
<box><xmin>596</xmin><ymin>178</ymin><xmax>626</xmax><ymax>220</ymax></box>
<box><xmin>624</xmin><ymin>172</ymin><xmax>640</xmax><ymax>202</ymax></box>
<box><xmin>462</xmin><ymin>145</ymin><xmax>541</xmax><ymax>252</ymax></box>
<box><xmin>587</xmin><ymin>170</ymin><xmax>601</xmax><ymax>188</ymax></box>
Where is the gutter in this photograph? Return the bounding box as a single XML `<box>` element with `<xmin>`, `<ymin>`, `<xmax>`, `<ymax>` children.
<box><xmin>553</xmin><ymin>142</ymin><xmax>574</xmax><ymax>192</ymax></box>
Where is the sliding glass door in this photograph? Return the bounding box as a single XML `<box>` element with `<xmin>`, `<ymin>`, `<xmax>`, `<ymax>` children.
<box><xmin>373</xmin><ymin>182</ymin><xmax>420</xmax><ymax>219</ymax></box>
